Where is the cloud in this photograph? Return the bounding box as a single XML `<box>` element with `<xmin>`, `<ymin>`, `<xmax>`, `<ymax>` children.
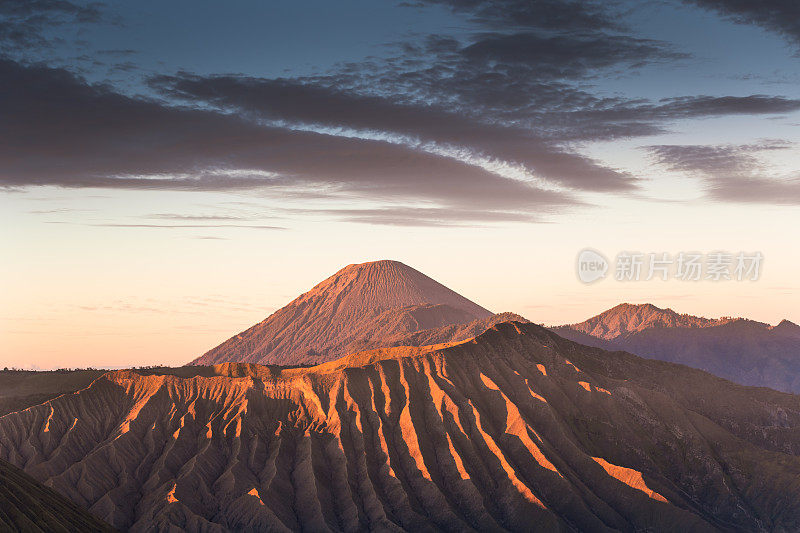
<box><xmin>152</xmin><ymin>73</ymin><xmax>637</xmax><ymax>192</ymax></box>
<box><xmin>683</xmin><ymin>0</ymin><xmax>800</xmax><ymax>45</ymax></box>
<box><xmin>146</xmin><ymin>0</ymin><xmax>800</xmax><ymax>177</ymax></box>
<box><xmin>646</xmin><ymin>140</ymin><xmax>800</xmax><ymax>204</ymax></box>
<box><xmin>145</xmin><ymin>213</ymin><xmax>272</xmax><ymax>222</ymax></box>
<box><xmin>0</xmin><ymin>0</ymin><xmax>103</xmax><ymax>51</ymax></box>
<box><xmin>0</xmin><ymin>58</ymin><xmax>576</xmax><ymax>224</ymax></box>
<box><xmin>28</xmin><ymin>208</ymin><xmax>95</xmax><ymax>214</ymax></box>
<box><xmin>460</xmin><ymin>33</ymin><xmax>685</xmax><ymax>77</ymax></box>
<box><xmin>418</xmin><ymin>0</ymin><xmax>625</xmax><ymax>33</ymax></box>
<box><xmin>655</xmin><ymin>95</ymin><xmax>800</xmax><ymax>116</ymax></box>
<box><xmin>82</xmin><ymin>223</ymin><xmax>288</xmax><ymax>230</ymax></box>
<box><xmin>287</xmin><ymin>206</ymin><xmax>546</xmax><ymax>227</ymax></box>
<box><xmin>558</xmin><ymin>95</ymin><xmax>800</xmax><ymax>140</ymax></box>
<box><xmin>6</xmin><ymin>0</ymin><xmax>800</xmax><ymax>222</ymax></box>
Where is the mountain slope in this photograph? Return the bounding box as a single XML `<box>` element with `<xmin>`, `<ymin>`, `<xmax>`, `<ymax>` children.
<box><xmin>346</xmin><ymin>311</ymin><xmax>530</xmax><ymax>353</ymax></box>
<box><xmin>0</xmin><ymin>457</ymin><xmax>113</xmax><ymax>532</ymax></box>
<box><xmin>554</xmin><ymin>303</ymin><xmax>800</xmax><ymax>393</ymax></box>
<box><xmin>4</xmin><ymin>322</ymin><xmax>800</xmax><ymax>531</ymax></box>
<box><xmin>192</xmin><ymin>260</ymin><xmax>492</xmax><ymax>366</ymax></box>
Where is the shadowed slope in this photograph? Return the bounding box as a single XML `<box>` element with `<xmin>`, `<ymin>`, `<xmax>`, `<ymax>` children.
<box><xmin>3</xmin><ymin>322</ymin><xmax>800</xmax><ymax>531</ymax></box>
<box><xmin>554</xmin><ymin>303</ymin><xmax>800</xmax><ymax>393</ymax></box>
<box><xmin>347</xmin><ymin>311</ymin><xmax>530</xmax><ymax>353</ymax></box>
<box><xmin>192</xmin><ymin>260</ymin><xmax>492</xmax><ymax>366</ymax></box>
<box><xmin>0</xmin><ymin>457</ymin><xmax>113</xmax><ymax>532</ymax></box>
<box><xmin>0</xmin><ymin>369</ymin><xmax>107</xmax><ymax>417</ymax></box>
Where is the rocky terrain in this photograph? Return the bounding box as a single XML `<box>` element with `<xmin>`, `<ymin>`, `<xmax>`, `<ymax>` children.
<box><xmin>554</xmin><ymin>303</ymin><xmax>800</xmax><ymax>393</ymax></box>
<box><xmin>0</xmin><ymin>457</ymin><xmax>113</xmax><ymax>532</ymax></box>
<box><xmin>3</xmin><ymin>322</ymin><xmax>800</xmax><ymax>531</ymax></box>
<box><xmin>193</xmin><ymin>260</ymin><xmax>493</xmax><ymax>366</ymax></box>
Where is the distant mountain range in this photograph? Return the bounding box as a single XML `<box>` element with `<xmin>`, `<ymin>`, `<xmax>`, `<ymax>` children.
<box><xmin>553</xmin><ymin>303</ymin><xmax>800</xmax><ymax>393</ymax></box>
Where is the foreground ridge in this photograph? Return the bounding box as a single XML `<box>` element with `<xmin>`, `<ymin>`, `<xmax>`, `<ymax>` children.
<box><xmin>0</xmin><ymin>457</ymin><xmax>114</xmax><ymax>532</ymax></box>
<box><xmin>2</xmin><ymin>322</ymin><xmax>800</xmax><ymax>531</ymax></box>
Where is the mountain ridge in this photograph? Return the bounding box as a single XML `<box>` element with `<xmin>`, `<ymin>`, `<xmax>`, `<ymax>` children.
<box><xmin>4</xmin><ymin>321</ymin><xmax>800</xmax><ymax>530</ymax></box>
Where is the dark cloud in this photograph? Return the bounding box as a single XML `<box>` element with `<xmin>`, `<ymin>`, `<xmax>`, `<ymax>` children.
<box><xmin>152</xmin><ymin>73</ymin><xmax>637</xmax><ymax>192</ymax></box>
<box><xmin>0</xmin><ymin>58</ymin><xmax>575</xmax><ymax>224</ymax></box>
<box><xmin>655</xmin><ymin>95</ymin><xmax>800</xmax><ymax>116</ymax></box>
<box><xmin>96</xmin><ymin>49</ymin><xmax>138</xmax><ymax>56</ymax></box>
<box><xmin>558</xmin><ymin>95</ymin><xmax>800</xmax><ymax>140</ymax></box>
<box><xmin>460</xmin><ymin>33</ymin><xmax>685</xmax><ymax>77</ymax></box>
<box><xmin>684</xmin><ymin>0</ymin><xmax>800</xmax><ymax>45</ymax></box>
<box><xmin>304</xmin><ymin>0</ymin><xmax>685</xmax><ymax>142</ymax></box>
<box><xmin>204</xmin><ymin>0</ymin><xmax>797</xmax><ymax>158</ymax></box>
<box><xmin>0</xmin><ymin>0</ymin><xmax>102</xmax><ymax>50</ymax></box>
<box><xmin>151</xmin><ymin>66</ymin><xmax>800</xmax><ymax>193</ymax></box>
<box><xmin>646</xmin><ymin>140</ymin><xmax>800</xmax><ymax>204</ymax></box>
<box><xmin>419</xmin><ymin>0</ymin><xmax>624</xmax><ymax>33</ymax></box>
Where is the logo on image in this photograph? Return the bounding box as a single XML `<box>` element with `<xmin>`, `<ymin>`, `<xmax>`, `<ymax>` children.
<box><xmin>577</xmin><ymin>249</ymin><xmax>609</xmax><ymax>283</ymax></box>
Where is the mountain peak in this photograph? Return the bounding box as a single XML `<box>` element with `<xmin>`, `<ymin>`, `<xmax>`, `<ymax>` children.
<box><xmin>771</xmin><ymin>319</ymin><xmax>800</xmax><ymax>337</ymax></box>
<box><xmin>569</xmin><ymin>303</ymin><xmax>719</xmax><ymax>340</ymax></box>
<box><xmin>609</xmin><ymin>302</ymin><xmax>663</xmax><ymax>313</ymax></box>
<box><xmin>341</xmin><ymin>259</ymin><xmax>409</xmax><ymax>270</ymax></box>
<box><xmin>299</xmin><ymin>259</ymin><xmax>490</xmax><ymax>316</ymax></box>
<box><xmin>192</xmin><ymin>260</ymin><xmax>492</xmax><ymax>366</ymax></box>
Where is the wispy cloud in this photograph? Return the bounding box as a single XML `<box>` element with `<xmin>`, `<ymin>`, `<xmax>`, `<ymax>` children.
<box><xmin>145</xmin><ymin>213</ymin><xmax>276</xmax><ymax>222</ymax></box>
<box><xmin>80</xmin><ymin>223</ymin><xmax>287</xmax><ymax>230</ymax></box>
<box><xmin>646</xmin><ymin>140</ymin><xmax>800</xmax><ymax>204</ymax></box>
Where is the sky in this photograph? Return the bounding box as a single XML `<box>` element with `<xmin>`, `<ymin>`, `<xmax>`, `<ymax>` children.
<box><xmin>1</xmin><ymin>0</ymin><xmax>799</xmax><ymax>369</ymax></box>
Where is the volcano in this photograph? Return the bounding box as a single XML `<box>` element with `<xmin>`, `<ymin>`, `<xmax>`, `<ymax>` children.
<box><xmin>192</xmin><ymin>260</ymin><xmax>494</xmax><ymax>366</ymax></box>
